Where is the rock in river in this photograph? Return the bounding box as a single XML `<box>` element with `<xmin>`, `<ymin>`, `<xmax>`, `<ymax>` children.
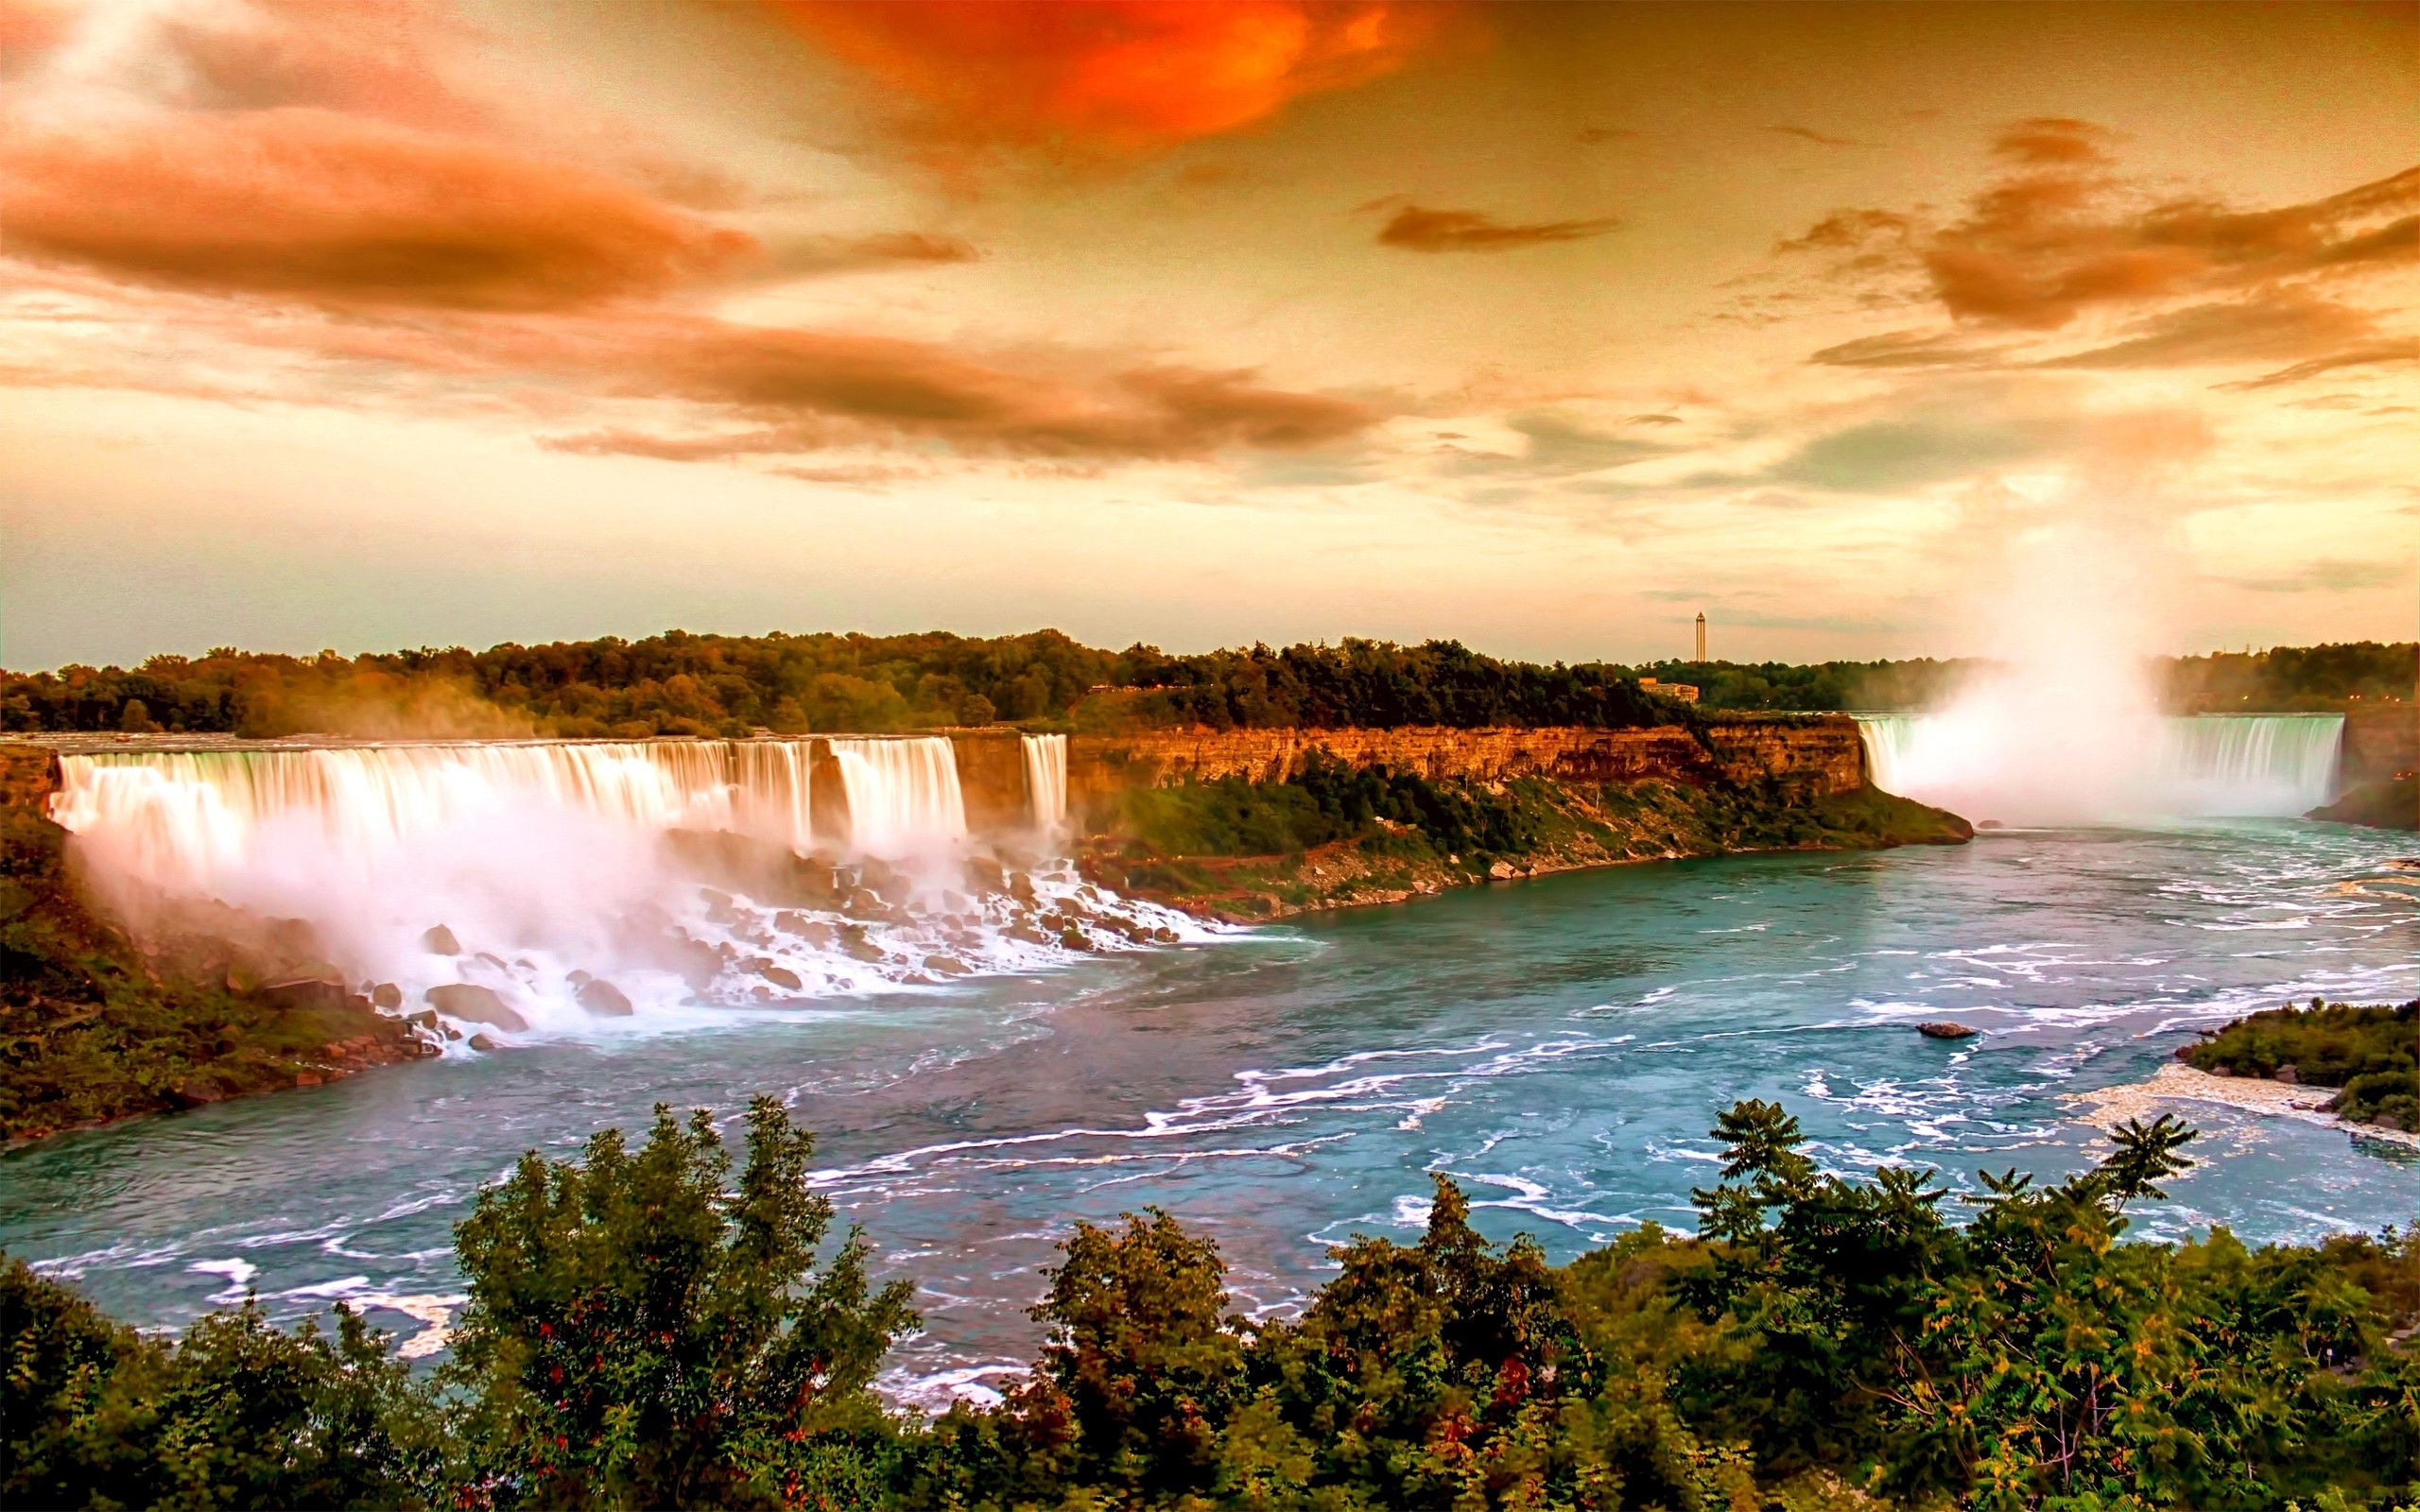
<box><xmin>1916</xmin><ymin>1022</ymin><xmax>1977</xmax><ymax>1040</ymax></box>
<box><xmin>576</xmin><ymin>978</ymin><xmax>633</xmax><ymax>1017</ymax></box>
<box><xmin>424</xmin><ymin>983</ymin><xmax>527</xmax><ymax>1033</ymax></box>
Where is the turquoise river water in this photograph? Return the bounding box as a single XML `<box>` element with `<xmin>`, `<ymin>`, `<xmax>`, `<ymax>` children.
<box><xmin>2</xmin><ymin>818</ymin><xmax>2414</xmax><ymax>1405</ymax></box>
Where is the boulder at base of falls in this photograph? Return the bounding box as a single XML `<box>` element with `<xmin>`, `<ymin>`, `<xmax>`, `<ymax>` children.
<box><xmin>370</xmin><ymin>982</ymin><xmax>403</xmax><ymax>1010</ymax></box>
<box><xmin>421</xmin><ymin>924</ymin><xmax>462</xmax><ymax>955</ymax></box>
<box><xmin>576</xmin><ymin>979</ymin><xmax>633</xmax><ymax>1018</ymax></box>
<box><xmin>424</xmin><ymin>984</ymin><xmax>528</xmax><ymax>1033</ymax></box>
<box><xmin>1916</xmin><ymin>1022</ymin><xmax>1978</xmax><ymax>1040</ymax></box>
<box><xmin>258</xmin><ymin>968</ymin><xmax>348</xmax><ymax>1011</ymax></box>
<box><xmin>752</xmin><ymin>961</ymin><xmax>804</xmax><ymax>991</ymax></box>
<box><xmin>468</xmin><ymin>1033</ymin><xmax>500</xmax><ymax>1053</ymax></box>
<box><xmin>925</xmin><ymin>955</ymin><xmax>972</xmax><ymax>975</ymax></box>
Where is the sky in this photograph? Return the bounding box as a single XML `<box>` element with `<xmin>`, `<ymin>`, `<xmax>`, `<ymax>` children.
<box><xmin>1</xmin><ymin>0</ymin><xmax>2413</xmax><ymax>671</ymax></box>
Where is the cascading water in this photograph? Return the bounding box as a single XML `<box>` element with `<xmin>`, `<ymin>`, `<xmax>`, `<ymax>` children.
<box><xmin>826</xmin><ymin>737</ymin><xmax>968</xmax><ymax>853</ymax></box>
<box><xmin>48</xmin><ymin>738</ymin><xmax>1201</xmax><ymax>1050</ymax></box>
<box><xmin>1021</xmin><ymin>733</ymin><xmax>1068</xmax><ymax>830</ymax></box>
<box><xmin>2157</xmin><ymin>715</ymin><xmax>2344</xmax><ymax>816</ymax></box>
<box><xmin>1857</xmin><ymin>713</ymin><xmax>2345</xmax><ymax>819</ymax></box>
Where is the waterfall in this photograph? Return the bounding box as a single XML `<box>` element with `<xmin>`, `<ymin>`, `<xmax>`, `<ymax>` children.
<box><xmin>826</xmin><ymin>737</ymin><xmax>968</xmax><ymax>853</ymax></box>
<box><xmin>1021</xmin><ymin>732</ymin><xmax>1068</xmax><ymax>829</ymax></box>
<box><xmin>1854</xmin><ymin>713</ymin><xmax>2343</xmax><ymax>819</ymax></box>
<box><xmin>2157</xmin><ymin>715</ymin><xmax>2344</xmax><ymax>816</ymax></box>
<box><xmin>49</xmin><ymin>742</ymin><xmax>792</xmax><ymax>894</ymax></box>
<box><xmin>1854</xmin><ymin>715</ymin><xmax>1916</xmax><ymax>799</ymax></box>
<box><xmin>44</xmin><ymin>734</ymin><xmax>1198</xmax><ymax>1043</ymax></box>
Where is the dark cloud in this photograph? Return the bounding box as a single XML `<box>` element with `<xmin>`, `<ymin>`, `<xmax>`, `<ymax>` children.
<box><xmin>621</xmin><ymin>323</ymin><xmax>1377</xmax><ymax>458</ymax></box>
<box><xmin>1768</xmin><ymin>125</ymin><xmax>1862</xmax><ymax>148</ymax></box>
<box><xmin>2216</xmin><ymin>558</ymin><xmax>2411</xmax><ymax>593</ymax></box>
<box><xmin>763</xmin><ymin>231</ymin><xmax>979</xmax><ymax>277</ymax></box>
<box><xmin>2048</xmin><ymin>295</ymin><xmax>2381</xmax><ymax>369</ymax></box>
<box><xmin>1770</xmin><ymin>416</ymin><xmax>2071</xmax><ymax>492</ymax></box>
<box><xmin>1575</xmin><ymin>126</ymin><xmax>1638</xmax><ymax>145</ymax></box>
<box><xmin>2221</xmin><ymin>342</ymin><xmax>2419</xmax><ymax>391</ymax></box>
<box><xmin>1808</xmin><ymin>330</ymin><xmax>2010</xmax><ymax>369</ymax></box>
<box><xmin>1501</xmin><ymin>412</ymin><xmax>1670</xmax><ymax>472</ymax></box>
<box><xmin>1376</xmin><ymin>205</ymin><xmax>1620</xmax><ymax>253</ymax></box>
<box><xmin>1627</xmin><ymin>413</ymin><xmax>1683</xmax><ymax>425</ymax></box>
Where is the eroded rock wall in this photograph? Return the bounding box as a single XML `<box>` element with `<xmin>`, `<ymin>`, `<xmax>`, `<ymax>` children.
<box><xmin>2344</xmin><ymin>708</ymin><xmax>2419</xmax><ymax>787</ymax></box>
<box><xmin>1065</xmin><ymin>717</ymin><xmax>1866</xmax><ymax>820</ymax></box>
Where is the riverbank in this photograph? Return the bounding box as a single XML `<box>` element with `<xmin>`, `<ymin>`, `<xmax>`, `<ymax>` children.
<box><xmin>2069</xmin><ymin>1062</ymin><xmax>2420</xmax><ymax>1150</ymax></box>
<box><xmin>0</xmin><ymin>724</ymin><xmax>1961</xmax><ymax>1142</ymax></box>
<box><xmin>0</xmin><ymin>747</ymin><xmax>435</xmax><ymax>1143</ymax></box>
<box><xmin>1082</xmin><ymin>776</ymin><xmax>1970</xmax><ymax>920</ymax></box>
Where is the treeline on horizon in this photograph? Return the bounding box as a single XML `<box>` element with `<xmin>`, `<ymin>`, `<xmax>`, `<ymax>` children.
<box><xmin>0</xmin><ymin>629</ymin><xmax>2409</xmax><ymax>741</ymax></box>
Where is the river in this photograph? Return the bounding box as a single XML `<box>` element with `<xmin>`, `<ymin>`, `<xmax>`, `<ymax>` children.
<box><xmin>2</xmin><ymin>818</ymin><xmax>2412</xmax><ymax>1405</ymax></box>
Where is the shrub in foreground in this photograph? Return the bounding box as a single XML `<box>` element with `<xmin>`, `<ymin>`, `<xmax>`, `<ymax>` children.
<box><xmin>6</xmin><ymin>1099</ymin><xmax>2417</xmax><ymax>1509</ymax></box>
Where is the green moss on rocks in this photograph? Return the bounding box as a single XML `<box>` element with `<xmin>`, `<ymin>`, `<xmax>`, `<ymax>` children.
<box><xmin>0</xmin><ymin>799</ymin><xmax>423</xmax><ymax>1143</ymax></box>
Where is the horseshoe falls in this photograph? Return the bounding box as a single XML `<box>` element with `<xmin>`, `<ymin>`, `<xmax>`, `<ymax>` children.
<box><xmin>1857</xmin><ymin>713</ymin><xmax>2345</xmax><ymax>820</ymax></box>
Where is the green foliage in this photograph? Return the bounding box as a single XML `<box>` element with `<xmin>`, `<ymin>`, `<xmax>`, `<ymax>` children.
<box><xmin>2187</xmin><ymin>999</ymin><xmax>2420</xmax><ymax>1129</ymax></box>
<box><xmin>1631</xmin><ymin>658</ymin><xmax>1974</xmax><ymax>713</ymax></box>
<box><xmin>0</xmin><ymin>798</ymin><xmax>409</xmax><ymax>1141</ymax></box>
<box><xmin>2165</xmin><ymin>642</ymin><xmax>2417</xmax><ymax>713</ymax></box>
<box><xmin>11</xmin><ymin>1099</ymin><xmax>2418</xmax><ymax>1510</ymax></box>
<box><xmin>444</xmin><ymin>1095</ymin><xmax>917</xmax><ymax>1508</ymax></box>
<box><xmin>1</xmin><ymin>1257</ymin><xmax>447</xmax><ymax>1510</ymax></box>
<box><xmin>5</xmin><ymin>634</ymin><xmax>2407</xmax><ymax>737</ymax></box>
<box><xmin>1115</xmin><ymin>753</ymin><xmax>1544</xmax><ymax>862</ymax></box>
<box><xmin>0</xmin><ymin>632</ymin><xmax>1689</xmax><ymax>739</ymax></box>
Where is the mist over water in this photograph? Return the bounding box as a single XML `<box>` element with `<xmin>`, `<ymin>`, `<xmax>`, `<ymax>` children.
<box><xmin>1854</xmin><ymin>518</ymin><xmax>2345</xmax><ymax>823</ymax></box>
<box><xmin>49</xmin><ymin>736</ymin><xmax>1205</xmax><ymax>1045</ymax></box>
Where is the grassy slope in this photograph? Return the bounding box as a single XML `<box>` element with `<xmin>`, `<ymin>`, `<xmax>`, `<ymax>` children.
<box><xmin>1085</xmin><ymin>775</ymin><xmax>1971</xmax><ymax>920</ymax></box>
<box><xmin>0</xmin><ymin>800</ymin><xmax>424</xmax><ymax>1143</ymax></box>
<box><xmin>2186</xmin><ymin>1000</ymin><xmax>2420</xmax><ymax>1129</ymax></box>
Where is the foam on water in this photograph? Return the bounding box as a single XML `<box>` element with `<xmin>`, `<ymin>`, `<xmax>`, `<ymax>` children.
<box><xmin>47</xmin><ymin>738</ymin><xmax>1206</xmax><ymax>1050</ymax></box>
<box><xmin>0</xmin><ymin>819</ymin><xmax>2410</xmax><ymax>1412</ymax></box>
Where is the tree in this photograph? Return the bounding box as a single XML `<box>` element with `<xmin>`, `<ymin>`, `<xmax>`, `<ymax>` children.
<box><xmin>443</xmin><ymin>1096</ymin><xmax>917</xmax><ymax>1509</ymax></box>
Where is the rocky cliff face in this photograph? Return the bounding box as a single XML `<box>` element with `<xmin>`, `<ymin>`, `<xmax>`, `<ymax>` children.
<box><xmin>1066</xmin><ymin>717</ymin><xmax>1866</xmax><ymax>816</ymax></box>
<box><xmin>2344</xmin><ymin>707</ymin><xmax>2419</xmax><ymax>787</ymax></box>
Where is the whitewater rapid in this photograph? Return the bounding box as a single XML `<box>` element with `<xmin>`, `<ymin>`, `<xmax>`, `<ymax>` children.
<box><xmin>46</xmin><ymin>734</ymin><xmax>1209</xmax><ymax>1048</ymax></box>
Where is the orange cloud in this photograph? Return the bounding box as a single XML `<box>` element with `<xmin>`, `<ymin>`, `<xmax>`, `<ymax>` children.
<box><xmin>1374</xmin><ymin>205</ymin><xmax>1620</xmax><ymax>253</ymax></box>
<box><xmin>774</xmin><ymin>0</ymin><xmax>1452</xmax><ymax>153</ymax></box>
<box><xmin>1782</xmin><ymin>120</ymin><xmax>2418</xmax><ymax>331</ymax></box>
<box><xmin>0</xmin><ymin>108</ymin><xmax>758</xmax><ymax>311</ymax></box>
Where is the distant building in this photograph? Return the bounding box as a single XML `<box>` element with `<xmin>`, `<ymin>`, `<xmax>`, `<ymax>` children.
<box><xmin>1638</xmin><ymin>677</ymin><xmax>1700</xmax><ymax>703</ymax></box>
<box><xmin>1694</xmin><ymin>612</ymin><xmax>1706</xmax><ymax>662</ymax></box>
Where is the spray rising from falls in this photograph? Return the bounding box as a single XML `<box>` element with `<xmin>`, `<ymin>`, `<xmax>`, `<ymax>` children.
<box><xmin>50</xmin><ymin>737</ymin><xmax>1203</xmax><ymax>1052</ymax></box>
<box><xmin>1858</xmin><ymin>713</ymin><xmax>2344</xmax><ymax>820</ymax></box>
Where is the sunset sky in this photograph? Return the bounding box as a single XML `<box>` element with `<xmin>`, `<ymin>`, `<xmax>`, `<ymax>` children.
<box><xmin>2</xmin><ymin>0</ymin><xmax>2412</xmax><ymax>670</ymax></box>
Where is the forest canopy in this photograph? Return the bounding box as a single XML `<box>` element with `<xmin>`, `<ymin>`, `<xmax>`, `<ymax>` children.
<box><xmin>1</xmin><ymin>631</ymin><xmax>2408</xmax><ymax>739</ymax></box>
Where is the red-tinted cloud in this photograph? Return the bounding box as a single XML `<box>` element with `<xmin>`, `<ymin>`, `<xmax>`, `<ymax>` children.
<box><xmin>1786</xmin><ymin>119</ymin><xmax>2419</xmax><ymax>330</ymax></box>
<box><xmin>774</xmin><ymin>1</ymin><xmax>1453</xmax><ymax>153</ymax></box>
<box><xmin>1375</xmin><ymin>205</ymin><xmax>1619</xmax><ymax>253</ymax></box>
<box><xmin>0</xmin><ymin>109</ymin><xmax>759</xmax><ymax>310</ymax></box>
